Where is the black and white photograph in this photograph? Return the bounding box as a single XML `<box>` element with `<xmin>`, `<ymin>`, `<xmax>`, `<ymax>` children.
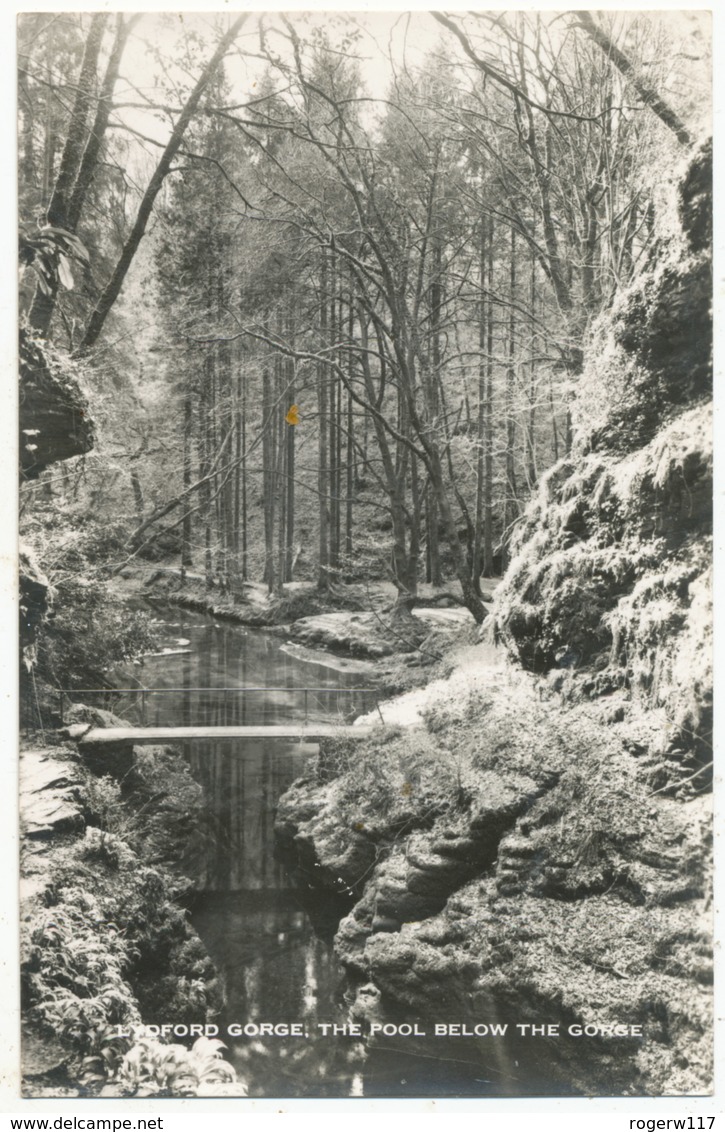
<box><xmin>16</xmin><ymin>7</ymin><xmax>714</xmax><ymax>1103</ymax></box>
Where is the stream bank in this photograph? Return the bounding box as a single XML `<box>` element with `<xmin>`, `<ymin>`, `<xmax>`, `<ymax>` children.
<box><xmin>274</xmin><ymin>650</ymin><xmax>712</xmax><ymax>1096</ymax></box>
<box><xmin>20</xmin><ymin>718</ymin><xmax>240</xmax><ymax>1097</ymax></box>
<box><xmin>115</xmin><ymin>565</ymin><xmax>484</xmax><ymax>691</ymax></box>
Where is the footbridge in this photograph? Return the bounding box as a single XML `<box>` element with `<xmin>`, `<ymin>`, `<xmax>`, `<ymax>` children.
<box><xmin>60</xmin><ymin>686</ymin><xmax>381</xmax><ymax>746</ymax></box>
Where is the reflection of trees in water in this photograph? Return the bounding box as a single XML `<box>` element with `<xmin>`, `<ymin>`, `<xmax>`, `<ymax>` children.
<box><xmin>141</xmin><ymin>609</ymin><xmax>375</xmax><ymax>729</ymax></box>
<box><xmin>138</xmin><ymin>611</ymin><xmax>376</xmax><ymax>1095</ymax></box>
<box><xmin>146</xmin><ymin>608</ymin><xmax>372</xmax><ymax>732</ymax></box>
<box><xmin>231</xmin><ymin>937</ymin><xmax>364</xmax><ymax>1098</ymax></box>
<box><xmin>191</xmin><ymin>892</ymin><xmax>364</xmax><ymax>1097</ymax></box>
<box><xmin>190</xmin><ymin>740</ymin><xmax>304</xmax><ymax>890</ymax></box>
<box><xmin>235</xmin><ymin>1030</ymin><xmax>366</xmax><ymax>1098</ymax></box>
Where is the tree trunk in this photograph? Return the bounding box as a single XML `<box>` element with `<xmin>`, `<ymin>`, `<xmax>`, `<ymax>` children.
<box><xmin>67</xmin><ymin>14</ymin><xmax>139</xmax><ymax>231</ymax></box>
<box><xmin>427</xmin><ymin>234</ymin><xmax>442</xmax><ymax>586</ymax></box>
<box><xmin>409</xmin><ymin>451</ymin><xmax>422</xmax><ymax>588</ymax></box>
<box><xmin>240</xmin><ymin>367</ymin><xmax>248</xmax><ymax>581</ymax></box>
<box><xmin>182</xmin><ymin>393</ymin><xmax>193</xmax><ymax>570</ymax></box>
<box><xmin>573</xmin><ymin>11</ymin><xmax>692</xmax><ymax>146</ymax></box>
<box><xmin>20</xmin><ymin>102</ymin><xmax>36</xmax><ymax>190</ymax></box>
<box><xmin>262</xmin><ymin>364</ymin><xmax>276</xmax><ymax>594</ymax></box>
<box><xmin>527</xmin><ymin>245</ymin><xmax>538</xmax><ymax>491</ymax></box>
<box><xmin>29</xmin><ymin>13</ymin><xmax>108</xmax><ymax>334</ymax></box>
<box><xmin>285</xmin><ymin>320</ymin><xmax>296</xmax><ymax>583</ymax></box>
<box><xmin>426</xmin><ymin>487</ymin><xmax>441</xmax><ymax>585</ymax></box>
<box><xmin>427</xmin><ymin>446</ymin><xmax>485</xmax><ymax>623</ymax></box>
<box><xmin>199</xmin><ymin>373</ymin><xmax>213</xmax><ymax>590</ymax></box>
<box><xmin>78</xmin><ymin>15</ymin><xmax>247</xmax><ymax>352</ymax></box>
<box><xmin>232</xmin><ymin>366</ymin><xmax>241</xmax><ymax>587</ymax></box>
<box><xmin>46</xmin><ymin>13</ymin><xmax>107</xmax><ymax>229</ymax></box>
<box><xmin>358</xmin><ymin>305</ymin><xmax>416</xmax><ymax>601</ymax></box>
<box><xmin>317</xmin><ymin>255</ymin><xmax>330</xmax><ymax>589</ymax></box>
<box><xmin>473</xmin><ymin>215</ymin><xmax>487</xmax><ymax>585</ymax></box>
<box><xmin>130</xmin><ymin>470</ymin><xmax>144</xmax><ymax>521</ymax></box>
<box><xmin>504</xmin><ymin>225</ymin><xmax>519</xmax><ymax>563</ymax></box>
<box><xmin>328</xmin><ymin>253</ymin><xmax>340</xmax><ymax>579</ymax></box>
<box><xmin>345</xmin><ymin>389</ymin><xmax>354</xmax><ymax>568</ymax></box>
<box><xmin>276</xmin><ymin>347</ymin><xmax>287</xmax><ymax>587</ymax></box>
<box><xmin>549</xmin><ymin>374</ymin><xmax>560</xmax><ymax>464</ymax></box>
<box><xmin>41</xmin><ymin>45</ymin><xmax>56</xmax><ymax>208</ymax></box>
<box><xmin>484</xmin><ymin>211</ymin><xmax>494</xmax><ymax>576</ymax></box>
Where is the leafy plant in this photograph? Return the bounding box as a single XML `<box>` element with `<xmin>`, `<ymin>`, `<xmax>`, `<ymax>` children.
<box><xmin>22</xmin><ymin>841</ymin><xmax>224</xmax><ymax>1067</ymax></box>
<box><xmin>83</xmin><ymin>775</ymin><xmax>124</xmax><ymax>833</ymax></box>
<box><xmin>38</xmin><ymin>570</ymin><xmax>156</xmax><ymax>689</ymax></box>
<box><xmin>81</xmin><ymin>826</ymin><xmax>137</xmax><ymax>870</ymax></box>
<box><xmin>82</xmin><ymin>1034</ymin><xmax>244</xmax><ymax>1097</ymax></box>
<box><xmin>19</xmin><ymin>222</ymin><xmax>90</xmax><ymax>295</ymax></box>
<box><xmin>22</xmin><ymin>888</ymin><xmax>140</xmax><ymax>1052</ymax></box>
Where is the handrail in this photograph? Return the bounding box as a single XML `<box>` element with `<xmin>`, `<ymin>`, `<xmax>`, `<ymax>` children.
<box><xmin>62</xmin><ymin>686</ymin><xmax>374</xmax><ymax>694</ymax></box>
<box><xmin>58</xmin><ymin>685</ymin><xmax>379</xmax><ymax>726</ymax></box>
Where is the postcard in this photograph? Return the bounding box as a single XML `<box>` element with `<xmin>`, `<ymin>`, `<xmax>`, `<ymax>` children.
<box><xmin>14</xmin><ymin>5</ymin><xmax>714</xmax><ymax>1109</ymax></box>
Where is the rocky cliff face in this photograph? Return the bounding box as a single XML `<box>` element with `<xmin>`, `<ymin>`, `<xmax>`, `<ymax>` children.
<box><xmin>494</xmin><ymin>140</ymin><xmax>712</xmax><ymax>772</ymax></box>
<box><xmin>19</xmin><ymin>331</ymin><xmax>95</xmax><ymax>674</ymax></box>
<box><xmin>275</xmin><ymin>671</ymin><xmax>711</xmax><ymax>1095</ymax></box>
<box><xmin>273</xmin><ymin>143</ymin><xmax>713</xmax><ymax>1097</ymax></box>
<box><xmin>19</xmin><ymin>330</ymin><xmax>94</xmax><ymax>481</ymax></box>
<box><xmin>19</xmin><ymin>547</ymin><xmax>51</xmax><ymax>673</ymax></box>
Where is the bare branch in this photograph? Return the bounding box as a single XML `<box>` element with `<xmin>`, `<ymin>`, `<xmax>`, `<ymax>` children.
<box><xmin>571</xmin><ymin>10</ymin><xmax>692</xmax><ymax>146</ymax></box>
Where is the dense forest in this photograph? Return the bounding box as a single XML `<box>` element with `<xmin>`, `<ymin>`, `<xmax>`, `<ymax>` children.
<box><xmin>19</xmin><ymin>11</ymin><xmax>709</xmax><ymax>649</ymax></box>
<box><xmin>18</xmin><ymin>10</ymin><xmax>712</xmax><ymax>1101</ymax></box>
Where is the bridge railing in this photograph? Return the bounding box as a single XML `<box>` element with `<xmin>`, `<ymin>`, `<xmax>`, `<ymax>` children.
<box><xmin>59</xmin><ymin>686</ymin><xmax>381</xmax><ymax>728</ymax></box>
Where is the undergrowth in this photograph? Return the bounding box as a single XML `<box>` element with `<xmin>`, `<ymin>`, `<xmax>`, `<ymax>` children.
<box><xmin>21</xmin><ymin>740</ymin><xmax>230</xmax><ymax>1094</ymax></box>
<box><xmin>80</xmin><ymin>1034</ymin><xmax>243</xmax><ymax>1098</ymax></box>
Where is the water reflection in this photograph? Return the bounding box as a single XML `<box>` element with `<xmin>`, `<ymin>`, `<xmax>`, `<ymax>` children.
<box><xmin>191</xmin><ymin>886</ymin><xmax>364</xmax><ymax>1096</ymax></box>
<box><xmin>188</xmin><ymin>737</ymin><xmax>313</xmax><ymax>892</ymax></box>
<box><xmin>116</xmin><ymin>607</ymin><xmax>369</xmax><ymax>1096</ymax></box>
<box><xmin>110</xmin><ymin>604</ymin><xmax>376</xmax><ymax>728</ymax></box>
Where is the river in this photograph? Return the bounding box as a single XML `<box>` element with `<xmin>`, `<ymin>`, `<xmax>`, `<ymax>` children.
<box><xmin>112</xmin><ymin>604</ymin><xmax>562</xmax><ymax>1099</ymax></box>
<box><xmin>112</xmin><ymin>604</ymin><xmax>373</xmax><ymax>1096</ymax></box>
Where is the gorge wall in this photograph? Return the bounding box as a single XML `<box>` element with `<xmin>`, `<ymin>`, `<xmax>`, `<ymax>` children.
<box><xmin>495</xmin><ymin>139</ymin><xmax>712</xmax><ymax>773</ymax></box>
<box><xmin>19</xmin><ymin>330</ymin><xmax>95</xmax><ymax>675</ymax></box>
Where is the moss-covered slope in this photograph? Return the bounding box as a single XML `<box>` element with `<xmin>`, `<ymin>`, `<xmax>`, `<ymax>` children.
<box><xmin>20</xmin><ymin>725</ymin><xmax>229</xmax><ymax>1097</ymax></box>
<box><xmin>494</xmin><ymin>141</ymin><xmax>712</xmax><ymax>768</ymax></box>
<box><xmin>276</xmin><ymin>670</ymin><xmax>711</xmax><ymax>1095</ymax></box>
